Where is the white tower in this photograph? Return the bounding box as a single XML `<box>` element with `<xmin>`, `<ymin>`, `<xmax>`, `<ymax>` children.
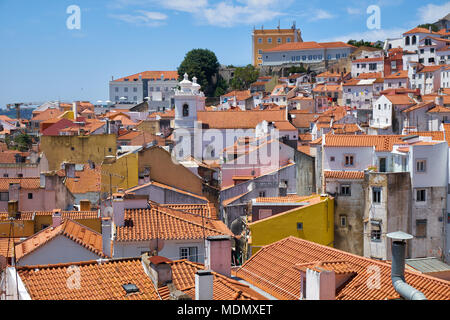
<box><xmin>173</xmin><ymin>74</ymin><xmax>206</xmax><ymax>161</ymax></box>
<box><xmin>174</xmin><ymin>73</ymin><xmax>206</xmax><ymax>130</ymax></box>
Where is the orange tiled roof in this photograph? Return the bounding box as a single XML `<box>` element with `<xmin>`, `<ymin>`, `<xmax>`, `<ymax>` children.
<box><xmin>197</xmin><ymin>110</ymin><xmax>286</xmax><ymax>129</ymax></box>
<box><xmin>417</xmin><ymin>65</ymin><xmax>444</xmax><ymax>73</ymax></box>
<box><xmin>402</xmin><ymin>101</ymin><xmax>434</xmax><ymax>113</ymax></box>
<box><xmin>115</xmin><ymin>204</ymin><xmax>231</xmax><ymax>242</ymax></box>
<box><xmin>264</xmin><ymin>41</ymin><xmax>354</xmax><ymax>53</ymax></box>
<box><xmin>65</xmin><ymin>166</ymin><xmax>101</xmax><ymax>194</ymax></box>
<box><xmin>385</xmin><ymin>70</ymin><xmax>408</xmax><ymax>79</ymax></box>
<box><xmin>0</xmin><ymin>178</ymin><xmax>41</xmax><ymax>191</ymax></box>
<box><xmin>31</xmin><ymin>108</ymin><xmax>64</xmax><ymax>122</ymax></box>
<box><xmin>403</xmin><ymin>27</ymin><xmax>433</xmax><ymax>35</ymax></box>
<box><xmin>0</xmin><ymin>238</ymin><xmax>21</xmax><ymax>258</ymax></box>
<box><xmin>324</xmin><ymin>170</ymin><xmax>365</xmax><ymax>180</ymax></box>
<box><xmin>255</xmin><ymin>194</ymin><xmax>314</xmax><ymax>203</ymax></box>
<box><xmin>17</xmin><ymin>257</ymin><xmax>264</xmax><ymax>300</ymax></box>
<box><xmin>15</xmin><ymin>219</ymin><xmax>106</xmax><ymax>260</ymax></box>
<box><xmin>17</xmin><ymin>258</ymin><xmax>160</xmax><ymax>300</ymax></box>
<box><xmin>352</xmin><ymin>57</ymin><xmax>384</xmax><ymax>63</ymax></box>
<box><xmin>114</xmin><ymin>71</ymin><xmax>178</xmax><ymax>82</ymax></box>
<box><xmin>356</xmin><ymin>72</ymin><xmax>383</xmax><ymax>79</ymax></box>
<box><xmin>324</xmin><ymin>134</ymin><xmax>406</xmax><ymax>152</ymax></box>
<box><xmin>235</xmin><ymin>236</ymin><xmax>450</xmax><ymax>300</ymax></box>
<box><xmin>161</xmin><ymin>203</ymin><xmax>218</xmax><ymax>220</ymax></box>
<box><xmin>222</xmin><ymin>90</ymin><xmax>252</xmax><ymax>101</ymax></box>
<box><xmin>385</xmin><ymin>95</ymin><xmax>416</xmax><ymax>105</ymax></box>
<box><xmin>312</xmin><ymin>84</ymin><xmax>342</xmax><ymax>92</ymax></box>
<box><xmin>126</xmin><ymin>181</ymin><xmax>208</xmax><ymax>202</ymax></box>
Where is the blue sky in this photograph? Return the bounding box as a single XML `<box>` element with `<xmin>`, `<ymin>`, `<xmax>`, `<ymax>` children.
<box><xmin>0</xmin><ymin>0</ymin><xmax>449</xmax><ymax>106</ymax></box>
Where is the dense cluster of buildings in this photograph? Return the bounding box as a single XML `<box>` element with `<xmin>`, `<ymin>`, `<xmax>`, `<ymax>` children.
<box><xmin>1</xmin><ymin>17</ymin><xmax>450</xmax><ymax>301</ymax></box>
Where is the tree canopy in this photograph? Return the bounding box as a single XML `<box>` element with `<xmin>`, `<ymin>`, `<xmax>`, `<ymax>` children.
<box><xmin>347</xmin><ymin>39</ymin><xmax>383</xmax><ymax>49</ymax></box>
<box><xmin>177</xmin><ymin>49</ymin><xmax>220</xmax><ymax>97</ymax></box>
<box><xmin>417</xmin><ymin>24</ymin><xmax>439</xmax><ymax>32</ymax></box>
<box><xmin>230</xmin><ymin>64</ymin><xmax>260</xmax><ymax>91</ymax></box>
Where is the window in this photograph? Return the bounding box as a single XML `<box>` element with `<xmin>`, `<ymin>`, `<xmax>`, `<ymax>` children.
<box><xmin>259</xmin><ymin>191</ymin><xmax>266</xmax><ymax>198</ymax></box>
<box><xmin>133</xmin><ymin>87</ymin><xmax>137</xmax><ymax>92</ymax></box>
<box><xmin>420</xmin><ymin>49</ymin><xmax>424</xmax><ymax>54</ymax></box>
<box><xmin>370</xmin><ymin>221</ymin><xmax>381</xmax><ymax>241</ymax></box>
<box><xmin>267</xmin><ymin>38</ymin><xmax>272</xmax><ymax>43</ymax></box>
<box><xmin>416</xmin><ymin>189</ymin><xmax>426</xmax><ymax>202</ymax></box>
<box><xmin>258</xmin><ymin>49</ymin><xmax>262</xmax><ymax>54</ymax></box>
<box><xmin>149</xmin><ymin>87</ymin><xmax>154</xmax><ymax>92</ymax></box>
<box><xmin>330</xmin><ymin>156</ymin><xmax>335</xmax><ymax>162</ymax></box>
<box><xmin>277</xmin><ymin>38</ymin><xmax>282</xmax><ymax>43</ymax></box>
<box><xmin>372</xmin><ymin>187</ymin><xmax>381</xmax><ymax>203</ymax></box>
<box><xmin>41</xmin><ymin>224</ymin><xmax>49</xmax><ymax>230</ymax></box>
<box><xmin>416</xmin><ymin>159</ymin><xmax>426</xmax><ymax>172</ymax></box>
<box><xmin>416</xmin><ymin>219</ymin><xmax>427</xmax><ymax>238</ymax></box>
<box><xmin>28</xmin><ymin>193</ymin><xmax>33</xmax><ymax>199</ymax></box>
<box><xmin>340</xmin><ymin>215</ymin><xmax>347</xmax><ymax>227</ymax></box>
<box><xmin>182</xmin><ymin>104</ymin><xmax>189</xmax><ymax>117</ymax></box>
<box><xmin>405</xmin><ymin>36</ymin><xmax>410</xmax><ymax>46</ymax></box>
<box><xmin>340</xmin><ymin>184</ymin><xmax>351</xmax><ymax>196</ymax></box>
<box><xmin>369</xmin><ymin>63</ymin><xmax>377</xmax><ymax>71</ymax></box>
<box><xmin>344</xmin><ymin>155</ymin><xmax>354</xmax><ymax>166</ymax></box>
<box><xmin>286</xmin><ymin>37</ymin><xmax>291</xmax><ymax>43</ymax></box>
<box><xmin>412</xmin><ymin>35</ymin><xmax>416</xmax><ymax>45</ymax></box>
<box><xmin>180</xmin><ymin>247</ymin><xmax>198</xmax><ymax>262</ymax></box>
<box><xmin>124</xmin><ymin>87</ymin><xmax>128</xmax><ymax>92</ymax></box>
<box><xmin>115</xmin><ymin>87</ymin><xmax>119</xmax><ymax>92</ymax></box>
<box><xmin>258</xmin><ymin>38</ymin><xmax>262</xmax><ymax>44</ymax></box>
<box><xmin>297</xmin><ymin>222</ymin><xmax>303</xmax><ymax>231</ymax></box>
<box><xmin>3</xmin><ymin>174</ymin><xmax>8</xmax><ymax>178</ymax></box>
<box><xmin>0</xmin><ymin>192</ymin><xmax>9</xmax><ymax>201</ymax></box>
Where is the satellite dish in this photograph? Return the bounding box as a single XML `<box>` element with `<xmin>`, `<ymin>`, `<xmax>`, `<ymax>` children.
<box><xmin>103</xmin><ymin>207</ymin><xmax>113</xmax><ymax>218</ymax></box>
<box><xmin>0</xmin><ymin>255</ymin><xmax>7</xmax><ymax>271</ymax></box>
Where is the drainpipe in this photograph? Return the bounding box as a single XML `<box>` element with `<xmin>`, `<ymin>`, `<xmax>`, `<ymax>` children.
<box><xmin>387</xmin><ymin>231</ymin><xmax>427</xmax><ymax>300</ymax></box>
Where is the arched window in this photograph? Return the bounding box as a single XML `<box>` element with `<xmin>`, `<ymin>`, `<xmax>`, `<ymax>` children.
<box><xmin>183</xmin><ymin>104</ymin><xmax>189</xmax><ymax>117</ymax></box>
<box><xmin>405</xmin><ymin>36</ymin><xmax>410</xmax><ymax>46</ymax></box>
<box><xmin>412</xmin><ymin>35</ymin><xmax>416</xmax><ymax>45</ymax></box>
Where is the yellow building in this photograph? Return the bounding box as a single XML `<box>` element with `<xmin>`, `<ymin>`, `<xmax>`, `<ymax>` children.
<box><xmin>248</xmin><ymin>194</ymin><xmax>334</xmax><ymax>256</ymax></box>
<box><xmin>252</xmin><ymin>23</ymin><xmax>303</xmax><ymax>67</ymax></box>
<box><xmin>40</xmin><ymin>134</ymin><xmax>117</xmax><ymax>171</ymax></box>
<box><xmin>101</xmin><ymin>151</ymin><xmax>139</xmax><ymax>195</ymax></box>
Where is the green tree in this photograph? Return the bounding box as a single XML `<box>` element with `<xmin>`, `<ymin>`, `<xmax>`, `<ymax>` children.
<box><xmin>214</xmin><ymin>75</ymin><xmax>229</xmax><ymax>97</ymax></box>
<box><xmin>417</xmin><ymin>24</ymin><xmax>439</xmax><ymax>32</ymax></box>
<box><xmin>229</xmin><ymin>64</ymin><xmax>260</xmax><ymax>90</ymax></box>
<box><xmin>347</xmin><ymin>39</ymin><xmax>382</xmax><ymax>49</ymax></box>
<box><xmin>14</xmin><ymin>133</ymin><xmax>32</xmax><ymax>152</ymax></box>
<box><xmin>287</xmin><ymin>65</ymin><xmax>307</xmax><ymax>74</ymax></box>
<box><xmin>178</xmin><ymin>49</ymin><xmax>220</xmax><ymax>97</ymax></box>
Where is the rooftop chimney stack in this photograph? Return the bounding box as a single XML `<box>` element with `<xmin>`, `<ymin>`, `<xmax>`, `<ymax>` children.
<box><xmin>305</xmin><ymin>268</ymin><xmax>335</xmax><ymax>300</ymax></box>
<box><xmin>52</xmin><ymin>209</ymin><xmax>62</xmax><ymax>228</ymax></box>
<box><xmin>146</xmin><ymin>255</ymin><xmax>173</xmax><ymax>288</ymax></box>
<box><xmin>387</xmin><ymin>231</ymin><xmax>427</xmax><ymax>300</ymax></box>
<box><xmin>204</xmin><ymin>236</ymin><xmax>232</xmax><ymax>277</ymax></box>
<box><xmin>195</xmin><ymin>270</ymin><xmax>214</xmax><ymax>300</ymax></box>
<box><xmin>101</xmin><ymin>217</ymin><xmax>112</xmax><ymax>257</ymax></box>
<box><xmin>112</xmin><ymin>193</ymin><xmax>125</xmax><ymax>227</ymax></box>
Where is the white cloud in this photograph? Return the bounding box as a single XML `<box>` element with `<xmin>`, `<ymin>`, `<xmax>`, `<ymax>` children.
<box><xmin>110</xmin><ymin>10</ymin><xmax>167</xmax><ymax>27</ymax></box>
<box><xmin>322</xmin><ymin>27</ymin><xmax>405</xmax><ymax>43</ymax></box>
<box><xmin>346</xmin><ymin>7</ymin><xmax>362</xmax><ymax>15</ymax></box>
<box><xmin>308</xmin><ymin>9</ymin><xmax>335</xmax><ymax>21</ymax></box>
<box><xmin>110</xmin><ymin>0</ymin><xmax>292</xmax><ymax>27</ymax></box>
<box><xmin>417</xmin><ymin>2</ymin><xmax>450</xmax><ymax>24</ymax></box>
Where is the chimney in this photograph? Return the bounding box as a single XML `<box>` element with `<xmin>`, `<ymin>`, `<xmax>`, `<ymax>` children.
<box><xmin>387</xmin><ymin>231</ymin><xmax>427</xmax><ymax>300</ymax></box>
<box><xmin>40</xmin><ymin>173</ymin><xmax>46</xmax><ymax>188</ymax></box>
<box><xmin>305</xmin><ymin>268</ymin><xmax>335</xmax><ymax>300</ymax></box>
<box><xmin>204</xmin><ymin>235</ymin><xmax>232</xmax><ymax>277</ymax></box>
<box><xmin>80</xmin><ymin>199</ymin><xmax>91</xmax><ymax>211</ymax></box>
<box><xmin>435</xmin><ymin>95</ymin><xmax>444</xmax><ymax>106</ymax></box>
<box><xmin>52</xmin><ymin>209</ymin><xmax>62</xmax><ymax>228</ymax></box>
<box><xmin>102</xmin><ymin>217</ymin><xmax>112</xmax><ymax>257</ymax></box>
<box><xmin>72</xmin><ymin>102</ymin><xmax>77</xmax><ymax>119</ymax></box>
<box><xmin>8</xmin><ymin>183</ymin><xmax>20</xmax><ymax>203</ymax></box>
<box><xmin>7</xmin><ymin>200</ymin><xmax>19</xmax><ymax>219</ymax></box>
<box><xmin>112</xmin><ymin>193</ymin><xmax>125</xmax><ymax>227</ymax></box>
<box><xmin>195</xmin><ymin>270</ymin><xmax>214</xmax><ymax>300</ymax></box>
<box><xmin>145</xmin><ymin>255</ymin><xmax>173</xmax><ymax>288</ymax></box>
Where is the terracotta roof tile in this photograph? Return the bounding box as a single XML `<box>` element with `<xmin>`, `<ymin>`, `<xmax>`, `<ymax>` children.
<box><xmin>15</xmin><ymin>219</ymin><xmax>106</xmax><ymax>261</ymax></box>
<box><xmin>115</xmin><ymin>203</ymin><xmax>231</xmax><ymax>242</ymax></box>
<box><xmin>197</xmin><ymin>110</ymin><xmax>286</xmax><ymax>129</ymax></box>
<box><xmin>161</xmin><ymin>203</ymin><xmax>218</xmax><ymax>220</ymax></box>
<box><xmin>0</xmin><ymin>178</ymin><xmax>41</xmax><ymax>191</ymax></box>
<box><xmin>324</xmin><ymin>134</ymin><xmax>406</xmax><ymax>152</ymax></box>
<box><xmin>235</xmin><ymin>236</ymin><xmax>450</xmax><ymax>300</ymax></box>
<box><xmin>114</xmin><ymin>71</ymin><xmax>178</xmax><ymax>82</ymax></box>
<box><xmin>324</xmin><ymin>170</ymin><xmax>365</xmax><ymax>180</ymax></box>
<box><xmin>65</xmin><ymin>166</ymin><xmax>101</xmax><ymax>194</ymax></box>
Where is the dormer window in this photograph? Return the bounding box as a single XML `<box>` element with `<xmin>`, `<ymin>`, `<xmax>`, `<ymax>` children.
<box><xmin>183</xmin><ymin>104</ymin><xmax>189</xmax><ymax>117</ymax></box>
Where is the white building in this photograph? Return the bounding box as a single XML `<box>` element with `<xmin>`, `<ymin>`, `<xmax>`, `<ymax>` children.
<box><xmin>351</xmin><ymin>57</ymin><xmax>384</xmax><ymax>78</ymax></box>
<box><xmin>343</xmin><ymin>78</ymin><xmax>383</xmax><ymax>110</ymax></box>
<box><xmin>109</xmin><ymin>71</ymin><xmax>178</xmax><ymax>104</ymax></box>
<box><xmin>370</xmin><ymin>94</ymin><xmax>416</xmax><ymax>134</ymax></box>
<box><xmin>262</xmin><ymin>41</ymin><xmax>356</xmax><ymax>66</ymax></box>
<box><xmin>384</xmin><ymin>70</ymin><xmax>409</xmax><ymax>90</ymax></box>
